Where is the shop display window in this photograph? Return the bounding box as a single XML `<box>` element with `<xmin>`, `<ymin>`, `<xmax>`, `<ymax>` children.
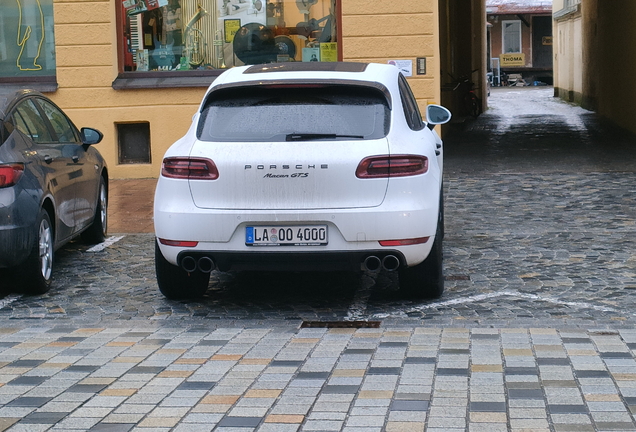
<box><xmin>119</xmin><ymin>0</ymin><xmax>338</xmax><ymax>73</ymax></box>
<box><xmin>0</xmin><ymin>0</ymin><xmax>56</xmax><ymax>80</ymax></box>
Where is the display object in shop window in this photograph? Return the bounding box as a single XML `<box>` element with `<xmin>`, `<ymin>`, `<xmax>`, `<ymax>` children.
<box><xmin>120</xmin><ymin>0</ymin><xmax>339</xmax><ymax>72</ymax></box>
<box><xmin>152</xmin><ymin>35</ymin><xmax>176</xmax><ymax>69</ymax></box>
<box><xmin>320</xmin><ymin>42</ymin><xmax>337</xmax><ymax>62</ymax></box>
<box><xmin>225</xmin><ymin>0</ymin><xmax>250</xmax><ymax>15</ymax></box>
<box><xmin>184</xmin><ymin>4</ymin><xmax>209</xmax><ymax>67</ymax></box>
<box><xmin>136</xmin><ymin>49</ymin><xmax>149</xmax><ymax>71</ymax></box>
<box><xmin>232</xmin><ymin>22</ymin><xmax>277</xmax><ymax>65</ymax></box>
<box><xmin>214</xmin><ymin>30</ymin><xmax>227</xmax><ymax>68</ymax></box>
<box><xmin>302</xmin><ymin>47</ymin><xmax>320</xmax><ymax>62</ymax></box>
<box><xmin>224</xmin><ymin>19</ymin><xmax>241</xmax><ymax>43</ymax></box>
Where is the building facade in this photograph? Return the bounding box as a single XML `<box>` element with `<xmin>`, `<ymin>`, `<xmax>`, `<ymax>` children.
<box><xmin>552</xmin><ymin>0</ymin><xmax>636</xmax><ymax>135</ymax></box>
<box><xmin>486</xmin><ymin>0</ymin><xmax>553</xmax><ymax>86</ymax></box>
<box><xmin>1</xmin><ymin>0</ymin><xmax>442</xmax><ymax>179</ymax></box>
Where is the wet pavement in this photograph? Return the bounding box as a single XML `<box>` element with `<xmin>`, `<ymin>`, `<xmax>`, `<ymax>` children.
<box><xmin>1</xmin><ymin>87</ymin><xmax>636</xmax><ymax>431</ymax></box>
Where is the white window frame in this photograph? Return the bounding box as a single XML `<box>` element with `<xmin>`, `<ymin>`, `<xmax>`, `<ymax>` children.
<box><xmin>502</xmin><ymin>20</ymin><xmax>522</xmax><ymax>53</ymax></box>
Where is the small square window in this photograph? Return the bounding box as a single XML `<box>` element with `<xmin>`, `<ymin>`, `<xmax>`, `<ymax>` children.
<box><xmin>117</xmin><ymin>122</ymin><xmax>151</xmax><ymax>164</ymax></box>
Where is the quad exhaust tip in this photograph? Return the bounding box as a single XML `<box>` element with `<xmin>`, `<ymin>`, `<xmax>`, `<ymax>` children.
<box><xmin>363</xmin><ymin>255</ymin><xmax>400</xmax><ymax>272</ymax></box>
<box><xmin>197</xmin><ymin>256</ymin><xmax>215</xmax><ymax>273</ymax></box>
<box><xmin>382</xmin><ymin>255</ymin><xmax>400</xmax><ymax>271</ymax></box>
<box><xmin>181</xmin><ymin>256</ymin><xmax>216</xmax><ymax>273</ymax></box>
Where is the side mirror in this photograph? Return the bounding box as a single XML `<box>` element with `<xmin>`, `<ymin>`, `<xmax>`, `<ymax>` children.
<box><xmin>81</xmin><ymin>127</ymin><xmax>103</xmax><ymax>146</ymax></box>
<box><xmin>426</xmin><ymin>105</ymin><xmax>452</xmax><ymax>128</ymax></box>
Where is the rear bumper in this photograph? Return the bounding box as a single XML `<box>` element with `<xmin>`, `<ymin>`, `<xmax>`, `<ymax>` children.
<box><xmin>0</xmin><ymin>225</ymin><xmax>32</xmax><ymax>268</ymax></box>
<box><xmin>0</xmin><ymin>188</ymin><xmax>36</xmax><ymax>268</ymax></box>
<box><xmin>176</xmin><ymin>249</ymin><xmax>408</xmax><ymax>272</ymax></box>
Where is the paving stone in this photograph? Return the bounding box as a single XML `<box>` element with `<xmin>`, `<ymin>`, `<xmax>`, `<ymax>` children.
<box><xmin>1</xmin><ymin>89</ymin><xmax>636</xmax><ymax>432</ymax></box>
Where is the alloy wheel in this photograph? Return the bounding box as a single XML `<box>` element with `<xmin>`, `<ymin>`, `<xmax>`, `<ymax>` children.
<box><xmin>39</xmin><ymin>218</ymin><xmax>53</xmax><ymax>281</ymax></box>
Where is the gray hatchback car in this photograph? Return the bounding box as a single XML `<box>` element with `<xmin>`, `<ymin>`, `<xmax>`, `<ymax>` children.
<box><xmin>0</xmin><ymin>89</ymin><xmax>108</xmax><ymax>294</ymax></box>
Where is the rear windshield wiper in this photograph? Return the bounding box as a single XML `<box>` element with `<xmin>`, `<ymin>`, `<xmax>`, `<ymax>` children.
<box><xmin>285</xmin><ymin>133</ymin><xmax>364</xmax><ymax>141</ymax></box>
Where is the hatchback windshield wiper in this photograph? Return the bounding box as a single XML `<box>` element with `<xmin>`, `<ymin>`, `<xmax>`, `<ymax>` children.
<box><xmin>285</xmin><ymin>133</ymin><xmax>364</xmax><ymax>141</ymax></box>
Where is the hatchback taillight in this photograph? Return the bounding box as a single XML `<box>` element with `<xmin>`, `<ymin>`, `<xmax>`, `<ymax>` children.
<box><xmin>161</xmin><ymin>157</ymin><xmax>219</xmax><ymax>180</ymax></box>
<box><xmin>0</xmin><ymin>163</ymin><xmax>24</xmax><ymax>188</ymax></box>
<box><xmin>356</xmin><ymin>155</ymin><xmax>428</xmax><ymax>178</ymax></box>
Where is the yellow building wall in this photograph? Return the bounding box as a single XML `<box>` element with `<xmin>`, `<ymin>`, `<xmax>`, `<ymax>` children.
<box><xmin>49</xmin><ymin>0</ymin><xmax>441</xmax><ymax>179</ymax></box>
<box><xmin>554</xmin><ymin>0</ymin><xmax>636</xmax><ymax>135</ymax></box>
<box><xmin>593</xmin><ymin>1</ymin><xmax>636</xmax><ymax>134</ymax></box>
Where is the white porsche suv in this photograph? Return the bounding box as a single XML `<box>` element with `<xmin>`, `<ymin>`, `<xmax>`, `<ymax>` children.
<box><xmin>154</xmin><ymin>62</ymin><xmax>451</xmax><ymax>300</ymax></box>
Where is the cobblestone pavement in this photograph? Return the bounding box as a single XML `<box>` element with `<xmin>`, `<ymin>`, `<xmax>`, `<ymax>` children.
<box><xmin>0</xmin><ymin>87</ymin><xmax>636</xmax><ymax>431</ymax></box>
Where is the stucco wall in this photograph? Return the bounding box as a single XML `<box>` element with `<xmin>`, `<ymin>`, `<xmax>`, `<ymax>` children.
<box><xmin>554</xmin><ymin>0</ymin><xmax>636</xmax><ymax>135</ymax></box>
<box><xmin>48</xmin><ymin>0</ymin><xmax>441</xmax><ymax>179</ymax></box>
<box><xmin>593</xmin><ymin>1</ymin><xmax>636</xmax><ymax>134</ymax></box>
<box><xmin>553</xmin><ymin>11</ymin><xmax>583</xmax><ymax>103</ymax></box>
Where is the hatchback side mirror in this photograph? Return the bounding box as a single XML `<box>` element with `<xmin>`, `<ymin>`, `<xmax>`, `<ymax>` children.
<box><xmin>81</xmin><ymin>127</ymin><xmax>103</xmax><ymax>146</ymax></box>
<box><xmin>426</xmin><ymin>105</ymin><xmax>452</xmax><ymax>129</ymax></box>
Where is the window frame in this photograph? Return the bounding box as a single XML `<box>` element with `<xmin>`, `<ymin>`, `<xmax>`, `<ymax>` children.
<box><xmin>113</xmin><ymin>0</ymin><xmax>343</xmax><ymax>90</ymax></box>
<box><xmin>0</xmin><ymin>1</ymin><xmax>58</xmax><ymax>92</ymax></box>
<box><xmin>502</xmin><ymin>20</ymin><xmax>522</xmax><ymax>54</ymax></box>
<box><xmin>398</xmin><ymin>74</ymin><xmax>424</xmax><ymax>131</ymax></box>
<box><xmin>11</xmin><ymin>97</ymin><xmax>81</xmax><ymax>145</ymax></box>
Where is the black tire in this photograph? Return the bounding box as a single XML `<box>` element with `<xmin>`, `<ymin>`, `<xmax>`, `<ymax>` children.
<box><xmin>468</xmin><ymin>94</ymin><xmax>481</xmax><ymax>118</ymax></box>
<box><xmin>398</xmin><ymin>219</ymin><xmax>444</xmax><ymax>299</ymax></box>
<box><xmin>155</xmin><ymin>240</ymin><xmax>210</xmax><ymax>300</ymax></box>
<box><xmin>439</xmin><ymin>186</ymin><xmax>445</xmax><ymax>241</ymax></box>
<box><xmin>19</xmin><ymin>209</ymin><xmax>54</xmax><ymax>295</ymax></box>
<box><xmin>81</xmin><ymin>176</ymin><xmax>108</xmax><ymax>244</ymax></box>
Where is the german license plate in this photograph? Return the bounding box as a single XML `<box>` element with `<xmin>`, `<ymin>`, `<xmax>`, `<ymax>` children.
<box><xmin>246</xmin><ymin>225</ymin><xmax>328</xmax><ymax>246</ymax></box>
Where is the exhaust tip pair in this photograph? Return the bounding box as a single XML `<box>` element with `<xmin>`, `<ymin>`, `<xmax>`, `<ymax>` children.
<box><xmin>181</xmin><ymin>256</ymin><xmax>215</xmax><ymax>273</ymax></box>
<box><xmin>363</xmin><ymin>255</ymin><xmax>400</xmax><ymax>272</ymax></box>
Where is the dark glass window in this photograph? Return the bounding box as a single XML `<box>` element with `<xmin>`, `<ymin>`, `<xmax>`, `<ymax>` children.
<box><xmin>0</xmin><ymin>0</ymin><xmax>56</xmax><ymax>79</ymax></box>
<box><xmin>14</xmin><ymin>100</ymin><xmax>53</xmax><ymax>143</ymax></box>
<box><xmin>117</xmin><ymin>122</ymin><xmax>151</xmax><ymax>164</ymax></box>
<box><xmin>197</xmin><ymin>85</ymin><xmax>390</xmax><ymax>142</ymax></box>
<box><xmin>37</xmin><ymin>99</ymin><xmax>80</xmax><ymax>143</ymax></box>
<box><xmin>398</xmin><ymin>74</ymin><xmax>424</xmax><ymax>131</ymax></box>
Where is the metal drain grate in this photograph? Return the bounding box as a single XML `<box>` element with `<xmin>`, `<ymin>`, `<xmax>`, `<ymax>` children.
<box><xmin>301</xmin><ymin>321</ymin><xmax>381</xmax><ymax>329</ymax></box>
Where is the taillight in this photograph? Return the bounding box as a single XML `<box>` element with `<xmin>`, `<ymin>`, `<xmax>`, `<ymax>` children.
<box><xmin>0</xmin><ymin>163</ymin><xmax>24</xmax><ymax>188</ymax></box>
<box><xmin>356</xmin><ymin>155</ymin><xmax>428</xmax><ymax>178</ymax></box>
<box><xmin>159</xmin><ymin>238</ymin><xmax>199</xmax><ymax>247</ymax></box>
<box><xmin>161</xmin><ymin>157</ymin><xmax>218</xmax><ymax>180</ymax></box>
<box><xmin>379</xmin><ymin>237</ymin><xmax>429</xmax><ymax>246</ymax></box>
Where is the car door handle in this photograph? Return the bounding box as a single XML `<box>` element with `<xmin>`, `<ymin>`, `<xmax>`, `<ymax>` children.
<box><xmin>44</xmin><ymin>155</ymin><xmax>53</xmax><ymax>164</ymax></box>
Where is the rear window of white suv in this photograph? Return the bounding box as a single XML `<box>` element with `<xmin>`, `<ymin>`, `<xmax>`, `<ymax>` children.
<box><xmin>197</xmin><ymin>85</ymin><xmax>390</xmax><ymax>142</ymax></box>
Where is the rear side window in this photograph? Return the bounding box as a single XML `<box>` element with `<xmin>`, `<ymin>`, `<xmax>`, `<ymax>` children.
<box><xmin>398</xmin><ymin>74</ymin><xmax>425</xmax><ymax>131</ymax></box>
<box><xmin>197</xmin><ymin>85</ymin><xmax>390</xmax><ymax>142</ymax></box>
<box><xmin>14</xmin><ymin>100</ymin><xmax>54</xmax><ymax>143</ymax></box>
<box><xmin>36</xmin><ymin>99</ymin><xmax>80</xmax><ymax>144</ymax></box>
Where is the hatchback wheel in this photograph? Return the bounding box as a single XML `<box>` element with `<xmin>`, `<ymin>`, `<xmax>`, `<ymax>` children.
<box><xmin>20</xmin><ymin>210</ymin><xmax>54</xmax><ymax>295</ymax></box>
<box><xmin>155</xmin><ymin>240</ymin><xmax>210</xmax><ymax>299</ymax></box>
<box><xmin>398</xmin><ymin>218</ymin><xmax>444</xmax><ymax>299</ymax></box>
<box><xmin>82</xmin><ymin>176</ymin><xmax>108</xmax><ymax>244</ymax></box>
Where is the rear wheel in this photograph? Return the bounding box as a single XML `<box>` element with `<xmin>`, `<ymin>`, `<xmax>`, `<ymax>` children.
<box><xmin>81</xmin><ymin>176</ymin><xmax>107</xmax><ymax>244</ymax></box>
<box><xmin>466</xmin><ymin>93</ymin><xmax>481</xmax><ymax>118</ymax></box>
<box><xmin>398</xmin><ymin>218</ymin><xmax>444</xmax><ymax>299</ymax></box>
<box><xmin>155</xmin><ymin>240</ymin><xmax>209</xmax><ymax>300</ymax></box>
<box><xmin>20</xmin><ymin>210</ymin><xmax>54</xmax><ymax>295</ymax></box>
